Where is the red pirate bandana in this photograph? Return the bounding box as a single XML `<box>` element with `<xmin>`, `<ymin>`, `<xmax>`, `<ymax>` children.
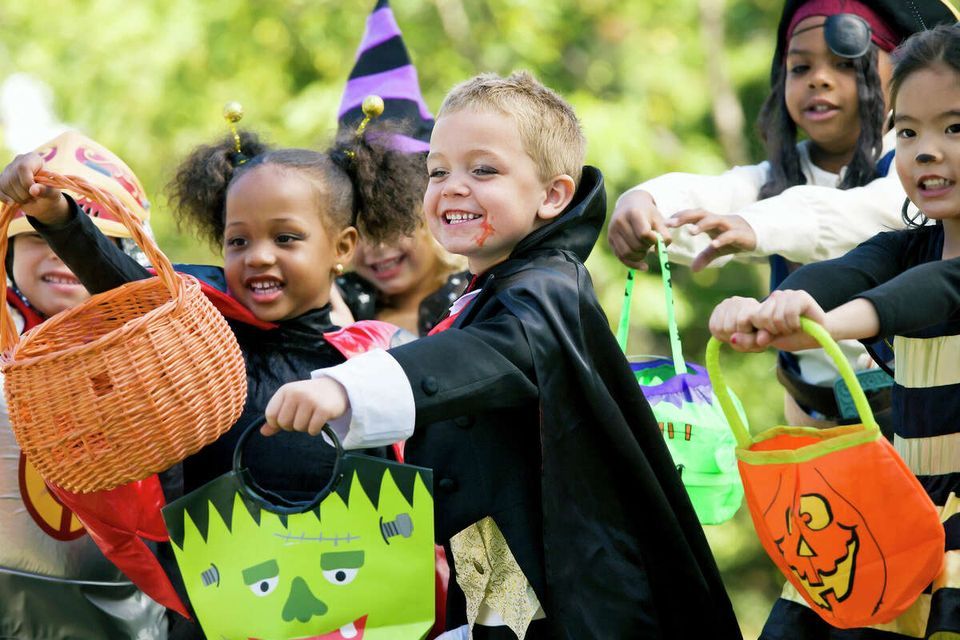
<box><xmin>787</xmin><ymin>0</ymin><xmax>901</xmax><ymax>53</ymax></box>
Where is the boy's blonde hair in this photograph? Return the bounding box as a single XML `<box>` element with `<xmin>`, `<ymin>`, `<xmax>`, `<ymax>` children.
<box><xmin>437</xmin><ymin>71</ymin><xmax>585</xmax><ymax>185</ymax></box>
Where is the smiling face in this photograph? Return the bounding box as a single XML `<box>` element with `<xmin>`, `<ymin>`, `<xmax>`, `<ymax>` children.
<box><xmin>352</xmin><ymin>224</ymin><xmax>445</xmax><ymax>298</ymax></box>
<box><xmin>894</xmin><ymin>64</ymin><xmax>960</xmax><ymax>224</ymax></box>
<box><xmin>423</xmin><ymin>108</ymin><xmax>572</xmax><ymax>274</ymax></box>
<box><xmin>224</xmin><ymin>165</ymin><xmax>356</xmax><ymax>322</ymax></box>
<box><xmin>11</xmin><ymin>233</ymin><xmax>90</xmax><ymax>317</ymax></box>
<box><xmin>784</xmin><ymin>17</ymin><xmax>868</xmax><ymax>163</ymax></box>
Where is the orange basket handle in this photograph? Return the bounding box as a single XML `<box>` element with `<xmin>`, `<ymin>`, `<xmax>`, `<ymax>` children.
<box><xmin>0</xmin><ymin>170</ymin><xmax>179</xmax><ymax>353</ymax></box>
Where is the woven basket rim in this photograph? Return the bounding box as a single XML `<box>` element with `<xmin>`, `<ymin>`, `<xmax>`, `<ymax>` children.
<box><xmin>2</xmin><ymin>273</ymin><xmax>199</xmax><ymax>371</ymax></box>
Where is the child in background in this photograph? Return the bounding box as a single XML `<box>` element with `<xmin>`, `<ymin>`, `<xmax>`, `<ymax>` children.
<box><xmin>262</xmin><ymin>71</ymin><xmax>742</xmax><ymax>640</ymax></box>
<box><xmin>0</xmin><ymin>131</ymin><xmax>165</xmax><ymax>638</ymax></box>
<box><xmin>0</xmin><ymin>123</ymin><xmax>420</xmax><ymax>638</ymax></box>
<box><xmin>609</xmin><ymin>0</ymin><xmax>957</xmax><ymax>428</ymax></box>
<box><xmin>334</xmin><ymin>0</ymin><xmax>468</xmax><ymax>336</ymax></box>
<box><xmin>341</xmin><ymin>223</ymin><xmax>468</xmax><ymax>336</ymax></box>
<box><xmin>710</xmin><ymin>23</ymin><xmax>960</xmax><ymax>638</ymax></box>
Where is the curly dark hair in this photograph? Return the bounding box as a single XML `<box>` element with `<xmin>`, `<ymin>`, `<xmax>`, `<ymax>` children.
<box><xmin>167</xmin><ymin>130</ymin><xmax>272</xmax><ymax>249</ymax></box>
<box><xmin>757</xmin><ymin>45</ymin><xmax>885</xmax><ymax>200</ymax></box>
<box><xmin>167</xmin><ymin>123</ymin><xmax>423</xmax><ymax>250</ymax></box>
<box><xmin>329</xmin><ymin>120</ymin><xmax>425</xmax><ymax>244</ymax></box>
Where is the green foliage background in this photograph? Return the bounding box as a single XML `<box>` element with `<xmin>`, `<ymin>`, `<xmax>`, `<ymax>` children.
<box><xmin>0</xmin><ymin>1</ymin><xmax>794</xmax><ymax>636</ymax></box>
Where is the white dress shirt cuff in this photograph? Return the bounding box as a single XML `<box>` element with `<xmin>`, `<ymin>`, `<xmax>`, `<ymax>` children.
<box><xmin>311</xmin><ymin>349</ymin><xmax>415</xmax><ymax>450</ymax></box>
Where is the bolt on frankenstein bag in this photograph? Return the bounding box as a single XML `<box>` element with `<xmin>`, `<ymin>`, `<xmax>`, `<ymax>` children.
<box><xmin>162</xmin><ymin>422</ymin><xmax>436</xmax><ymax>639</ymax></box>
<box><xmin>706</xmin><ymin>318</ymin><xmax>944</xmax><ymax>628</ymax></box>
<box><xmin>616</xmin><ymin>236</ymin><xmax>744</xmax><ymax>524</ymax></box>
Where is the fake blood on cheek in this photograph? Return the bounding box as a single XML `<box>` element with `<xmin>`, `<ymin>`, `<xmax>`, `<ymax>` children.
<box><xmin>475</xmin><ymin>219</ymin><xmax>495</xmax><ymax>247</ymax></box>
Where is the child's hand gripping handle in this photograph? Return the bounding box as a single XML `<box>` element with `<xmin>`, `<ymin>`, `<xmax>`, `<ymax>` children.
<box><xmin>0</xmin><ymin>171</ymin><xmax>179</xmax><ymax>354</ymax></box>
<box><xmin>705</xmin><ymin>317</ymin><xmax>880</xmax><ymax>450</ymax></box>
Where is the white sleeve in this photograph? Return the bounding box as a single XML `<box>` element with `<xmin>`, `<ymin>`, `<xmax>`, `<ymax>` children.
<box><xmin>736</xmin><ymin>170</ymin><xmax>906</xmax><ymax>264</ymax></box>
<box><xmin>312</xmin><ymin>349</ymin><xmax>415</xmax><ymax>450</ymax></box>
<box><xmin>434</xmin><ymin>626</ymin><xmax>469</xmax><ymax>640</ymax></box>
<box><xmin>619</xmin><ymin>164</ymin><xmax>768</xmax><ymax>266</ymax></box>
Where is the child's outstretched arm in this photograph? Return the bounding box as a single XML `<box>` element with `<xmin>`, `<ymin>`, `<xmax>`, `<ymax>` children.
<box><xmin>709</xmin><ymin>290</ymin><xmax>880</xmax><ymax>352</ymax></box>
<box><xmin>850</xmin><ymin>256</ymin><xmax>960</xmax><ymax>336</ymax></box>
<box><xmin>709</xmin><ymin>233</ymin><xmax>901</xmax><ymax>350</ymax></box>
<box><xmin>609</xmin><ymin>165</ymin><xmax>767</xmax><ymax>269</ymax></box>
<box><xmin>262</xmin><ymin>349</ymin><xmax>416</xmax><ymax>449</ymax></box>
<box><xmin>706</xmin><ymin>171</ymin><xmax>905</xmax><ymax>268</ymax></box>
<box><xmin>710</xmin><ymin>229</ymin><xmax>950</xmax><ymax>353</ymax></box>
<box><xmin>0</xmin><ymin>153</ymin><xmax>70</xmax><ymax>224</ymax></box>
<box><xmin>262</xmin><ymin>312</ymin><xmax>540</xmax><ymax>449</ymax></box>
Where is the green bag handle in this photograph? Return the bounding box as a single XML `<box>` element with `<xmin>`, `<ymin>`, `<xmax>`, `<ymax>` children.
<box><xmin>616</xmin><ymin>234</ymin><xmax>687</xmax><ymax>374</ymax></box>
<box><xmin>705</xmin><ymin>318</ymin><xmax>879</xmax><ymax>450</ymax></box>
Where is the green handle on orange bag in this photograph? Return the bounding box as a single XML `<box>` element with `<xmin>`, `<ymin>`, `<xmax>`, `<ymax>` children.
<box><xmin>616</xmin><ymin>234</ymin><xmax>687</xmax><ymax>374</ymax></box>
<box><xmin>705</xmin><ymin>317</ymin><xmax>879</xmax><ymax>450</ymax></box>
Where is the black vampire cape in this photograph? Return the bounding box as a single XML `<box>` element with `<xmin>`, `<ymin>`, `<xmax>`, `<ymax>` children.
<box><xmin>387</xmin><ymin>167</ymin><xmax>741</xmax><ymax>638</ymax></box>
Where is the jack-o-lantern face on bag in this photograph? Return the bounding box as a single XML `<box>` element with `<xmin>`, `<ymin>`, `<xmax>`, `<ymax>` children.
<box><xmin>774</xmin><ymin>493</ymin><xmax>859</xmax><ymax>610</ymax></box>
<box><xmin>755</xmin><ymin>465</ymin><xmax>888</xmax><ymax>621</ymax></box>
<box><xmin>706</xmin><ymin>329</ymin><xmax>946</xmax><ymax>628</ymax></box>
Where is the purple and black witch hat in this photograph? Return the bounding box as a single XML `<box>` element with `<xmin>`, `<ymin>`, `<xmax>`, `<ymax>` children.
<box><xmin>338</xmin><ymin>0</ymin><xmax>433</xmax><ymax>153</ymax></box>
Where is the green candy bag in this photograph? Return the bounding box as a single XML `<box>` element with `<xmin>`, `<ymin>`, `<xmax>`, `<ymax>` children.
<box><xmin>617</xmin><ymin>236</ymin><xmax>744</xmax><ymax>524</ymax></box>
<box><xmin>162</xmin><ymin>423</ymin><xmax>436</xmax><ymax>640</ymax></box>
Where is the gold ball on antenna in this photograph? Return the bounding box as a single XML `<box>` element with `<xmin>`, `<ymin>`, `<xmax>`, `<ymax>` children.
<box><xmin>361</xmin><ymin>95</ymin><xmax>385</xmax><ymax>118</ymax></box>
<box><xmin>223</xmin><ymin>101</ymin><xmax>244</xmax><ymax>124</ymax></box>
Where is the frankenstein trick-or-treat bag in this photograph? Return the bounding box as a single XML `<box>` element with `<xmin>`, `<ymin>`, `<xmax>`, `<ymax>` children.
<box><xmin>616</xmin><ymin>236</ymin><xmax>743</xmax><ymax>524</ymax></box>
<box><xmin>706</xmin><ymin>318</ymin><xmax>944</xmax><ymax>628</ymax></box>
<box><xmin>162</xmin><ymin>423</ymin><xmax>436</xmax><ymax>640</ymax></box>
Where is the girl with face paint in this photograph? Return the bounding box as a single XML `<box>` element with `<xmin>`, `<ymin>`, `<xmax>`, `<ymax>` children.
<box><xmin>708</xmin><ymin>23</ymin><xmax>960</xmax><ymax>639</ymax></box>
<box><xmin>608</xmin><ymin>0</ymin><xmax>958</xmax><ymax>429</ymax></box>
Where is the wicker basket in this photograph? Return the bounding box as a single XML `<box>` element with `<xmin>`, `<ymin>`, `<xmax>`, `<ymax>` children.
<box><xmin>0</xmin><ymin>171</ymin><xmax>247</xmax><ymax>493</ymax></box>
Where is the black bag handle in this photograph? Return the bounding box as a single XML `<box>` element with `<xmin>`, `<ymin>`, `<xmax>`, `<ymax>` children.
<box><xmin>232</xmin><ymin>419</ymin><xmax>344</xmax><ymax>515</ymax></box>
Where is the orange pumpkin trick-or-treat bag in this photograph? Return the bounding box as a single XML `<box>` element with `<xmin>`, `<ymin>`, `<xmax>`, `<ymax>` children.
<box><xmin>706</xmin><ymin>318</ymin><xmax>944</xmax><ymax>629</ymax></box>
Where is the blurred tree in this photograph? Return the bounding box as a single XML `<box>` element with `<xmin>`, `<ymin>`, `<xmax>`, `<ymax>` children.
<box><xmin>0</xmin><ymin>1</ymin><xmax>792</xmax><ymax>636</ymax></box>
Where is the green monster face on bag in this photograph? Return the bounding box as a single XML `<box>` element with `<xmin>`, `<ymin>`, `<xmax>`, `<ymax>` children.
<box><xmin>631</xmin><ymin>358</ymin><xmax>744</xmax><ymax>525</ymax></box>
<box><xmin>617</xmin><ymin>241</ymin><xmax>744</xmax><ymax>526</ymax></box>
<box><xmin>163</xmin><ymin>452</ymin><xmax>435</xmax><ymax>640</ymax></box>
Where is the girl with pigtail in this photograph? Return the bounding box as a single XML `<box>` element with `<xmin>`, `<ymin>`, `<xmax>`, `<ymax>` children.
<box><xmin>0</xmin><ymin>119</ymin><xmax>422</xmax><ymax>637</ymax></box>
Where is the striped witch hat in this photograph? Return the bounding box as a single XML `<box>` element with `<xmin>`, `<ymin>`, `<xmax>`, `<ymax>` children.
<box><xmin>338</xmin><ymin>0</ymin><xmax>434</xmax><ymax>153</ymax></box>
